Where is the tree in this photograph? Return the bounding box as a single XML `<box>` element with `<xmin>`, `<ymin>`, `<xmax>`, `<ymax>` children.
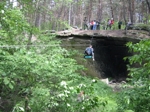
<box><xmin>97</xmin><ymin>0</ymin><xmax>103</xmax><ymax>23</ymax></box>
<box><xmin>117</xmin><ymin>39</ymin><xmax>150</xmax><ymax>112</ymax></box>
<box><xmin>5</xmin><ymin>0</ymin><xmax>149</xmax><ymax>31</ymax></box>
<box><xmin>146</xmin><ymin>0</ymin><xmax>150</xmax><ymax>14</ymax></box>
<box><xmin>0</xmin><ymin>4</ymin><xmax>105</xmax><ymax>112</ymax></box>
<box><xmin>128</xmin><ymin>0</ymin><xmax>135</xmax><ymax>23</ymax></box>
<box><xmin>109</xmin><ymin>0</ymin><xmax>114</xmax><ymax>19</ymax></box>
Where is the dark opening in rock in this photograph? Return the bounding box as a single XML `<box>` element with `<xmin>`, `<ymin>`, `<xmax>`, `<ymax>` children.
<box><xmin>93</xmin><ymin>38</ymin><xmax>132</xmax><ymax>81</ymax></box>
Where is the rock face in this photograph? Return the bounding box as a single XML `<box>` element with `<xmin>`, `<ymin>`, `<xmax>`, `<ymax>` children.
<box><xmin>57</xmin><ymin>29</ymin><xmax>150</xmax><ymax>40</ymax></box>
<box><xmin>57</xmin><ymin>29</ymin><xmax>150</xmax><ymax>81</ymax></box>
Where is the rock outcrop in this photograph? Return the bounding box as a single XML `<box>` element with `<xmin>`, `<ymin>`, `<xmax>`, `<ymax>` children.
<box><xmin>56</xmin><ymin>28</ymin><xmax>150</xmax><ymax>82</ymax></box>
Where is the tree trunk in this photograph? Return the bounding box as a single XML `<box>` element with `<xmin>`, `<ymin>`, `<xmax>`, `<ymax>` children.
<box><xmin>141</xmin><ymin>1</ymin><xmax>144</xmax><ymax>23</ymax></box>
<box><xmin>110</xmin><ymin>0</ymin><xmax>114</xmax><ymax>19</ymax></box>
<box><xmin>128</xmin><ymin>0</ymin><xmax>134</xmax><ymax>23</ymax></box>
<box><xmin>85</xmin><ymin>0</ymin><xmax>93</xmax><ymax>22</ymax></box>
<box><xmin>123</xmin><ymin>0</ymin><xmax>127</xmax><ymax>35</ymax></box>
<box><xmin>35</xmin><ymin>7</ymin><xmax>41</xmax><ymax>28</ymax></box>
<box><xmin>146</xmin><ymin>0</ymin><xmax>150</xmax><ymax>13</ymax></box>
<box><xmin>41</xmin><ymin>0</ymin><xmax>47</xmax><ymax>30</ymax></box>
<box><xmin>68</xmin><ymin>3</ymin><xmax>71</xmax><ymax>25</ymax></box>
<box><xmin>97</xmin><ymin>0</ymin><xmax>102</xmax><ymax>22</ymax></box>
<box><xmin>27</xmin><ymin>27</ymin><xmax>33</xmax><ymax>50</ymax></box>
<box><xmin>34</xmin><ymin>1</ymin><xmax>41</xmax><ymax>28</ymax></box>
<box><xmin>132</xmin><ymin>0</ymin><xmax>135</xmax><ymax>23</ymax></box>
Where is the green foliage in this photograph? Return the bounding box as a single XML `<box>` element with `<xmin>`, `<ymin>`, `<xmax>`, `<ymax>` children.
<box><xmin>142</xmin><ymin>13</ymin><xmax>150</xmax><ymax>24</ymax></box>
<box><xmin>111</xmin><ymin>22</ymin><xmax>117</xmax><ymax>30</ymax></box>
<box><xmin>0</xmin><ymin>7</ymin><xmax>110</xmax><ymax>112</ymax></box>
<box><xmin>125</xmin><ymin>40</ymin><xmax>150</xmax><ymax>82</ymax></box>
<box><xmin>0</xmin><ymin>7</ymin><xmax>37</xmax><ymax>51</ymax></box>
<box><xmin>0</xmin><ymin>4</ymin><xmax>120</xmax><ymax>112</ymax></box>
<box><xmin>117</xmin><ymin>85</ymin><xmax>150</xmax><ymax>112</ymax></box>
<box><xmin>30</xmin><ymin>79</ymin><xmax>103</xmax><ymax>112</ymax></box>
<box><xmin>41</xmin><ymin>19</ymin><xmax>71</xmax><ymax>31</ymax></box>
<box><xmin>116</xmin><ymin>39</ymin><xmax>150</xmax><ymax>112</ymax></box>
<box><xmin>133</xmin><ymin>24</ymin><xmax>150</xmax><ymax>31</ymax></box>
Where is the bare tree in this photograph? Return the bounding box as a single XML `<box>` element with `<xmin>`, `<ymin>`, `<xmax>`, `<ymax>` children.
<box><xmin>85</xmin><ymin>0</ymin><xmax>93</xmax><ymax>22</ymax></box>
<box><xmin>146</xmin><ymin>0</ymin><xmax>150</xmax><ymax>13</ymax></box>
<box><xmin>128</xmin><ymin>0</ymin><xmax>134</xmax><ymax>23</ymax></box>
<box><xmin>109</xmin><ymin>0</ymin><xmax>114</xmax><ymax>19</ymax></box>
<box><xmin>14</xmin><ymin>0</ymin><xmax>150</xmax><ymax>31</ymax></box>
<box><xmin>122</xmin><ymin>0</ymin><xmax>127</xmax><ymax>34</ymax></box>
<box><xmin>97</xmin><ymin>0</ymin><xmax>102</xmax><ymax>22</ymax></box>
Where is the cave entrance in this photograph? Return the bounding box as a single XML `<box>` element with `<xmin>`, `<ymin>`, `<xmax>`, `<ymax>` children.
<box><xmin>59</xmin><ymin>36</ymin><xmax>138</xmax><ymax>82</ymax></box>
<box><xmin>92</xmin><ymin>38</ymin><xmax>133</xmax><ymax>81</ymax></box>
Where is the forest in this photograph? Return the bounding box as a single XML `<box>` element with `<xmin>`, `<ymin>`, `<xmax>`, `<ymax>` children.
<box><xmin>0</xmin><ymin>0</ymin><xmax>150</xmax><ymax>112</ymax></box>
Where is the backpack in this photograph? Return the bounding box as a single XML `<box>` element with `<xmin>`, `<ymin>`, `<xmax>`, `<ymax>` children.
<box><xmin>85</xmin><ymin>47</ymin><xmax>92</xmax><ymax>55</ymax></box>
<box><xmin>111</xmin><ymin>20</ymin><xmax>114</xmax><ymax>25</ymax></box>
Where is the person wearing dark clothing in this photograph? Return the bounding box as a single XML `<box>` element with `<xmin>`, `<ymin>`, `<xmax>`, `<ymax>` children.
<box><xmin>118</xmin><ymin>21</ymin><xmax>122</xmax><ymax>29</ymax></box>
<box><xmin>96</xmin><ymin>21</ymin><xmax>100</xmax><ymax>30</ymax></box>
<box><xmin>83</xmin><ymin>17</ymin><xmax>88</xmax><ymax>30</ymax></box>
<box><xmin>85</xmin><ymin>45</ymin><xmax>95</xmax><ymax>61</ymax></box>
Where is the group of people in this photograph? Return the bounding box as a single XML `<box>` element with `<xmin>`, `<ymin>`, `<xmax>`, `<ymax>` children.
<box><xmin>84</xmin><ymin>17</ymin><xmax>124</xmax><ymax>30</ymax></box>
<box><xmin>105</xmin><ymin>18</ymin><xmax>123</xmax><ymax>30</ymax></box>
<box><xmin>83</xmin><ymin>17</ymin><xmax>100</xmax><ymax>30</ymax></box>
<box><xmin>89</xmin><ymin>20</ymin><xmax>100</xmax><ymax>30</ymax></box>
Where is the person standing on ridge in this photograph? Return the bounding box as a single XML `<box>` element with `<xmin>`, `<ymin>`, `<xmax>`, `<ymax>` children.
<box><xmin>93</xmin><ymin>20</ymin><xmax>97</xmax><ymax>30</ymax></box>
<box><xmin>118</xmin><ymin>20</ymin><xmax>122</xmax><ymax>29</ymax></box>
<box><xmin>106</xmin><ymin>19</ymin><xmax>111</xmax><ymax>30</ymax></box>
<box><xmin>83</xmin><ymin>17</ymin><xmax>88</xmax><ymax>30</ymax></box>
<box><xmin>110</xmin><ymin>18</ymin><xmax>114</xmax><ymax>29</ymax></box>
